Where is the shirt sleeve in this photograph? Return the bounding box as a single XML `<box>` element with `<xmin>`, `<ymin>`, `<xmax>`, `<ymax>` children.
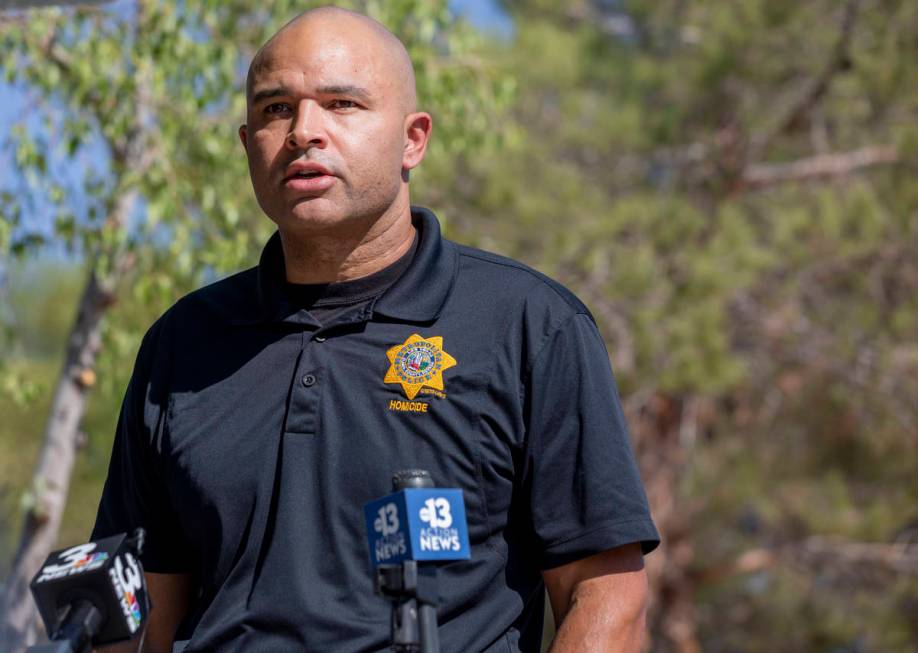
<box><xmin>91</xmin><ymin>318</ymin><xmax>195</xmax><ymax>573</ymax></box>
<box><xmin>524</xmin><ymin>312</ymin><xmax>660</xmax><ymax>570</ymax></box>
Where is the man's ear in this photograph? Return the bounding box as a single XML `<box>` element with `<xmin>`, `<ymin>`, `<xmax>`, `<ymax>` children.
<box><xmin>238</xmin><ymin>124</ymin><xmax>248</xmax><ymax>149</ymax></box>
<box><xmin>402</xmin><ymin>112</ymin><xmax>432</xmax><ymax>171</ymax></box>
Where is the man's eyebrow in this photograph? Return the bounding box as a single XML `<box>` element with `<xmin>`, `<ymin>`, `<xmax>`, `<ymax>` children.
<box><xmin>250</xmin><ymin>86</ymin><xmax>290</xmax><ymax>105</ymax></box>
<box><xmin>316</xmin><ymin>85</ymin><xmax>372</xmax><ymax>101</ymax></box>
<box><xmin>250</xmin><ymin>84</ymin><xmax>373</xmax><ymax>106</ymax></box>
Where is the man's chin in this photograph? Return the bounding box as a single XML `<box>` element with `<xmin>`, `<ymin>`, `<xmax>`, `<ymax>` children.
<box><xmin>268</xmin><ymin>200</ymin><xmax>360</xmax><ymax>233</ymax></box>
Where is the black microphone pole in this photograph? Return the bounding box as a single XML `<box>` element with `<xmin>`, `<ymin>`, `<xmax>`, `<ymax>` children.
<box><xmin>26</xmin><ymin>600</ymin><xmax>103</xmax><ymax>653</ymax></box>
<box><xmin>377</xmin><ymin>469</ymin><xmax>441</xmax><ymax>653</ymax></box>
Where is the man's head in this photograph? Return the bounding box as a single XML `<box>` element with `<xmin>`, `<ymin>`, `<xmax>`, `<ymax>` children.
<box><xmin>239</xmin><ymin>7</ymin><xmax>431</xmax><ymax>236</ymax></box>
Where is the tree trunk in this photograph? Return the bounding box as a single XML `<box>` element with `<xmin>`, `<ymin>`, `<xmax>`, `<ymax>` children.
<box><xmin>629</xmin><ymin>393</ymin><xmax>702</xmax><ymax>653</ymax></box>
<box><xmin>0</xmin><ymin>267</ymin><xmax>116</xmax><ymax>652</ymax></box>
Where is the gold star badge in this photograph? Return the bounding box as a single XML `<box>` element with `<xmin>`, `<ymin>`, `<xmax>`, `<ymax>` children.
<box><xmin>384</xmin><ymin>334</ymin><xmax>457</xmax><ymax>400</ymax></box>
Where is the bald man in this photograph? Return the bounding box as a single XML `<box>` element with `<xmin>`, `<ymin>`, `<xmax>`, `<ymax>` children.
<box><xmin>93</xmin><ymin>7</ymin><xmax>658</xmax><ymax>653</ymax></box>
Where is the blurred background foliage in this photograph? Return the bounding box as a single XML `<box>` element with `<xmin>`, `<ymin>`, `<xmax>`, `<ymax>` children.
<box><xmin>1</xmin><ymin>0</ymin><xmax>916</xmax><ymax>651</ymax></box>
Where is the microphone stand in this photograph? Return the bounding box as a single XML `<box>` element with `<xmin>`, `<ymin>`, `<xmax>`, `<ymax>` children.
<box><xmin>376</xmin><ymin>469</ymin><xmax>441</xmax><ymax>653</ymax></box>
<box><xmin>376</xmin><ymin>560</ymin><xmax>439</xmax><ymax>653</ymax></box>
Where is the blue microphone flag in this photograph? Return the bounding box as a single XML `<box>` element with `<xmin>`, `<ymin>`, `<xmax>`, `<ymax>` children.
<box><xmin>364</xmin><ymin>488</ymin><xmax>471</xmax><ymax>567</ymax></box>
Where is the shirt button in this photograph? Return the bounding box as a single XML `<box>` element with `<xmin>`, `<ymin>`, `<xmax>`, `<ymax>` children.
<box><xmin>314</xmin><ymin>335</ymin><xmax>327</xmax><ymax>342</ymax></box>
<box><xmin>302</xmin><ymin>373</ymin><xmax>317</xmax><ymax>387</ymax></box>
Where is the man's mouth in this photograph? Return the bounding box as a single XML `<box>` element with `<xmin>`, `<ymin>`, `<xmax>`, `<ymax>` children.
<box><xmin>283</xmin><ymin>167</ymin><xmax>337</xmax><ymax>192</ymax></box>
<box><xmin>282</xmin><ymin>161</ymin><xmax>335</xmax><ymax>185</ymax></box>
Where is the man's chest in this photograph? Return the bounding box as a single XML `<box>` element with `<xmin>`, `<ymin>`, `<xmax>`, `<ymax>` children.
<box><xmin>159</xmin><ymin>320</ymin><xmax>525</xmax><ymax>553</ymax></box>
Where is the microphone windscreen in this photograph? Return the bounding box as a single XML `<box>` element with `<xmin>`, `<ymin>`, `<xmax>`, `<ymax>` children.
<box><xmin>392</xmin><ymin>469</ymin><xmax>434</xmax><ymax>490</ymax></box>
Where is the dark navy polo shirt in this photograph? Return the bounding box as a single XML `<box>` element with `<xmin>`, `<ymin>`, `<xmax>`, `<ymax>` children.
<box><xmin>92</xmin><ymin>207</ymin><xmax>659</xmax><ymax>653</ymax></box>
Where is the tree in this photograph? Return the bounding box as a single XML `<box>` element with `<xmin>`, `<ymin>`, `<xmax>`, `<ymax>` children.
<box><xmin>0</xmin><ymin>1</ymin><xmax>510</xmax><ymax>648</ymax></box>
<box><xmin>453</xmin><ymin>0</ymin><xmax>917</xmax><ymax>650</ymax></box>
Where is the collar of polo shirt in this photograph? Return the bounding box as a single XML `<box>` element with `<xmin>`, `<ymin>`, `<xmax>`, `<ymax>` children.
<box><xmin>228</xmin><ymin>207</ymin><xmax>458</xmax><ymax>327</ymax></box>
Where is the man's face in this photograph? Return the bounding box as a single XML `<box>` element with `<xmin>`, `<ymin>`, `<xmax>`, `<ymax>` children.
<box><xmin>240</xmin><ymin>24</ymin><xmax>417</xmax><ymax>234</ymax></box>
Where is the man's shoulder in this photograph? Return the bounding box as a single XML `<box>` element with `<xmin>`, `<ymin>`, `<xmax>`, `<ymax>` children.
<box><xmin>144</xmin><ymin>266</ymin><xmax>260</xmax><ymax>349</ymax></box>
<box><xmin>166</xmin><ymin>265</ymin><xmax>260</xmax><ymax>323</ymax></box>
<box><xmin>452</xmin><ymin>241</ymin><xmax>592</xmax><ymax>318</ymax></box>
<box><xmin>126</xmin><ymin>266</ymin><xmax>260</xmax><ymax>383</ymax></box>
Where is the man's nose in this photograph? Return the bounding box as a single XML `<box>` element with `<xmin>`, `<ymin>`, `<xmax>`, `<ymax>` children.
<box><xmin>286</xmin><ymin>100</ymin><xmax>326</xmax><ymax>151</ymax></box>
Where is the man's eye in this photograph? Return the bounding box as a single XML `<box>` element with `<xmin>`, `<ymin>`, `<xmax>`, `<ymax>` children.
<box><xmin>329</xmin><ymin>100</ymin><xmax>358</xmax><ymax>110</ymax></box>
<box><xmin>265</xmin><ymin>103</ymin><xmax>291</xmax><ymax>114</ymax></box>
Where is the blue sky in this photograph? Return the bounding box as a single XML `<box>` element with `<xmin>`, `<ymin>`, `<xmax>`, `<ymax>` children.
<box><xmin>452</xmin><ymin>0</ymin><xmax>512</xmax><ymax>34</ymax></box>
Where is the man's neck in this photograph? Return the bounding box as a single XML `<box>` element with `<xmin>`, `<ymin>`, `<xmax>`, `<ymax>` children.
<box><xmin>278</xmin><ymin>203</ymin><xmax>416</xmax><ymax>284</ymax></box>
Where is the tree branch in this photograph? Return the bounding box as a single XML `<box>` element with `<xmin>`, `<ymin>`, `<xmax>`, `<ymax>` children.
<box><xmin>694</xmin><ymin>535</ymin><xmax>917</xmax><ymax>586</ymax></box>
<box><xmin>801</xmin><ymin>535</ymin><xmax>918</xmax><ymax>573</ymax></box>
<box><xmin>748</xmin><ymin>0</ymin><xmax>862</xmax><ymax>158</ymax></box>
<box><xmin>740</xmin><ymin>145</ymin><xmax>900</xmax><ymax>190</ymax></box>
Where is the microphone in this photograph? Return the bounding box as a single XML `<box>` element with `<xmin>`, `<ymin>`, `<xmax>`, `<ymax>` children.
<box><xmin>27</xmin><ymin>530</ymin><xmax>150</xmax><ymax>653</ymax></box>
<box><xmin>364</xmin><ymin>469</ymin><xmax>471</xmax><ymax>567</ymax></box>
<box><xmin>364</xmin><ymin>470</ymin><xmax>470</xmax><ymax>653</ymax></box>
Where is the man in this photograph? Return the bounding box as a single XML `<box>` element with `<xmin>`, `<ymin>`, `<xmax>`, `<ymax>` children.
<box><xmin>93</xmin><ymin>6</ymin><xmax>659</xmax><ymax>652</ymax></box>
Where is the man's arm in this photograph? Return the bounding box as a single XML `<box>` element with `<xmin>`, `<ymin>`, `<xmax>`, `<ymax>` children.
<box><xmin>95</xmin><ymin>572</ymin><xmax>194</xmax><ymax>653</ymax></box>
<box><xmin>542</xmin><ymin>543</ymin><xmax>648</xmax><ymax>653</ymax></box>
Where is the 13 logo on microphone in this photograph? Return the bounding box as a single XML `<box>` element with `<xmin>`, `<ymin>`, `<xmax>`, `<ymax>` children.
<box><xmin>373</xmin><ymin>502</ymin><xmax>407</xmax><ymax>562</ymax></box>
<box><xmin>419</xmin><ymin>497</ymin><xmax>452</xmax><ymax>529</ymax></box>
<box><xmin>374</xmin><ymin>502</ymin><xmax>400</xmax><ymax>536</ymax></box>
<box><xmin>418</xmin><ymin>496</ymin><xmax>462</xmax><ymax>553</ymax></box>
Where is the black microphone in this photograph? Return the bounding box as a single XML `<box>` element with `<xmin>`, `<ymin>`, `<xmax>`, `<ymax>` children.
<box><xmin>392</xmin><ymin>470</ymin><xmax>438</xmax><ymax>653</ymax></box>
<box><xmin>364</xmin><ymin>469</ymin><xmax>471</xmax><ymax>653</ymax></box>
<box><xmin>28</xmin><ymin>530</ymin><xmax>150</xmax><ymax>653</ymax></box>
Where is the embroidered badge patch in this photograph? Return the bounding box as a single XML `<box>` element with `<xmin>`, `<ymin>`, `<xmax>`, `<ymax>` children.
<box><xmin>384</xmin><ymin>334</ymin><xmax>457</xmax><ymax>400</ymax></box>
